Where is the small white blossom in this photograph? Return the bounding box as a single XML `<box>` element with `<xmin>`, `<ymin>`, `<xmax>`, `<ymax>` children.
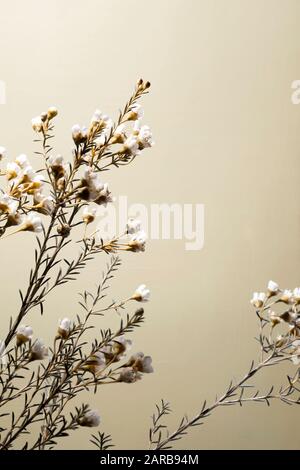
<box><xmin>0</xmin><ymin>193</ymin><xmax>18</xmax><ymax>214</ymax></box>
<box><xmin>250</xmin><ymin>292</ymin><xmax>266</xmax><ymax>309</ymax></box>
<box><xmin>48</xmin><ymin>154</ymin><xmax>64</xmax><ymax>167</ymax></box>
<box><xmin>90</xmin><ymin>109</ymin><xmax>102</xmax><ymax>124</ymax></box>
<box><xmin>16</xmin><ymin>325</ymin><xmax>33</xmax><ymax>346</ymax></box>
<box><xmin>48</xmin><ymin>154</ymin><xmax>66</xmax><ymax>180</ymax></box>
<box><xmin>15</xmin><ymin>154</ymin><xmax>30</xmax><ymax>169</ymax></box>
<box><xmin>293</xmin><ymin>288</ymin><xmax>300</xmax><ymax>303</ymax></box>
<box><xmin>281</xmin><ymin>289</ymin><xmax>293</xmax><ymax>304</ymax></box>
<box><xmin>33</xmin><ymin>193</ymin><xmax>55</xmax><ymax>215</ymax></box>
<box><xmin>6</xmin><ymin>162</ymin><xmax>21</xmax><ymax>180</ymax></box>
<box><xmin>82</xmin><ymin>206</ymin><xmax>97</xmax><ymax>224</ymax></box>
<box><xmin>30</xmin><ymin>339</ymin><xmax>48</xmax><ymax>361</ymax></box>
<box><xmin>123</xmin><ymin>135</ymin><xmax>140</xmax><ymax>156</ymax></box>
<box><xmin>79</xmin><ymin>410</ymin><xmax>101</xmax><ymax>427</ymax></box>
<box><xmin>269</xmin><ymin>310</ymin><xmax>281</xmax><ymax>326</ymax></box>
<box><xmin>57</xmin><ymin>318</ymin><xmax>72</xmax><ymax>339</ymax></box>
<box><xmin>127</xmin><ymin>352</ymin><xmax>154</xmax><ymax>373</ymax></box>
<box><xmin>72</xmin><ymin>124</ymin><xmax>87</xmax><ymax>144</ymax></box>
<box><xmin>267</xmin><ymin>280</ymin><xmax>279</xmax><ymax>294</ymax></box>
<box><xmin>127</xmin><ymin>103</ymin><xmax>144</xmax><ymax>121</ymax></box>
<box><xmin>134</xmin><ymin>121</ymin><xmax>154</xmax><ymax>149</ymax></box>
<box><xmin>31</xmin><ymin>116</ymin><xmax>43</xmax><ymax>133</ymax></box>
<box><xmin>118</xmin><ymin>367</ymin><xmax>142</xmax><ymax>383</ymax></box>
<box><xmin>21</xmin><ymin>213</ymin><xmax>43</xmax><ymax>233</ymax></box>
<box><xmin>132</xmin><ymin>284</ymin><xmax>150</xmax><ymax>302</ymax></box>
<box><xmin>22</xmin><ymin>166</ymin><xmax>45</xmax><ymax>192</ymax></box>
<box><xmin>127</xmin><ymin>230</ymin><xmax>147</xmax><ymax>252</ymax></box>
<box><xmin>126</xmin><ymin>218</ymin><xmax>141</xmax><ymax>234</ymax></box>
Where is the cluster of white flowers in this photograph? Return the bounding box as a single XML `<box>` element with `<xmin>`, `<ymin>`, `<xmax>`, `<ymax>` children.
<box><xmin>0</xmin><ymin>149</ymin><xmax>59</xmax><ymax>233</ymax></box>
<box><xmin>251</xmin><ymin>281</ymin><xmax>300</xmax><ymax>308</ymax></box>
<box><xmin>251</xmin><ymin>280</ymin><xmax>300</xmax><ymax>365</ymax></box>
<box><xmin>118</xmin><ymin>103</ymin><xmax>154</xmax><ymax>157</ymax></box>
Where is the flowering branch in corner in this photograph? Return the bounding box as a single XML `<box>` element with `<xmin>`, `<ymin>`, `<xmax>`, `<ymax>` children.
<box><xmin>0</xmin><ymin>79</ymin><xmax>154</xmax><ymax>450</ymax></box>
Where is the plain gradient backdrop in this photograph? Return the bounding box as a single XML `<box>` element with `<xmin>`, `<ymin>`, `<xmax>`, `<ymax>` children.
<box><xmin>0</xmin><ymin>0</ymin><xmax>300</xmax><ymax>449</ymax></box>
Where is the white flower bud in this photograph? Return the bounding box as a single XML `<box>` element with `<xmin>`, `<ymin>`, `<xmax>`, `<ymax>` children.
<box><xmin>31</xmin><ymin>116</ymin><xmax>43</xmax><ymax>133</ymax></box>
<box><xmin>126</xmin><ymin>103</ymin><xmax>144</xmax><ymax>121</ymax></box>
<box><xmin>267</xmin><ymin>280</ymin><xmax>279</xmax><ymax>295</ymax></box>
<box><xmin>250</xmin><ymin>292</ymin><xmax>266</xmax><ymax>309</ymax></box>
<box><xmin>30</xmin><ymin>339</ymin><xmax>48</xmax><ymax>361</ymax></box>
<box><xmin>15</xmin><ymin>154</ymin><xmax>30</xmax><ymax>169</ymax></box>
<box><xmin>127</xmin><ymin>230</ymin><xmax>147</xmax><ymax>252</ymax></box>
<box><xmin>293</xmin><ymin>288</ymin><xmax>300</xmax><ymax>303</ymax></box>
<box><xmin>131</xmin><ymin>284</ymin><xmax>150</xmax><ymax>302</ymax></box>
<box><xmin>21</xmin><ymin>213</ymin><xmax>43</xmax><ymax>233</ymax></box>
<box><xmin>281</xmin><ymin>289</ymin><xmax>293</xmax><ymax>304</ymax></box>
<box><xmin>79</xmin><ymin>410</ymin><xmax>101</xmax><ymax>427</ymax></box>
<box><xmin>72</xmin><ymin>125</ymin><xmax>87</xmax><ymax>144</ymax></box>
<box><xmin>16</xmin><ymin>325</ymin><xmax>33</xmax><ymax>346</ymax></box>
<box><xmin>82</xmin><ymin>206</ymin><xmax>97</xmax><ymax>225</ymax></box>
<box><xmin>57</xmin><ymin>318</ymin><xmax>72</xmax><ymax>339</ymax></box>
<box><xmin>122</xmin><ymin>135</ymin><xmax>140</xmax><ymax>156</ymax></box>
<box><xmin>47</xmin><ymin>107</ymin><xmax>58</xmax><ymax>120</ymax></box>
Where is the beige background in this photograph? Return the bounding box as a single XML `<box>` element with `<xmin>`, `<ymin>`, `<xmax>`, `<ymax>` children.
<box><xmin>0</xmin><ymin>0</ymin><xmax>300</xmax><ymax>449</ymax></box>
